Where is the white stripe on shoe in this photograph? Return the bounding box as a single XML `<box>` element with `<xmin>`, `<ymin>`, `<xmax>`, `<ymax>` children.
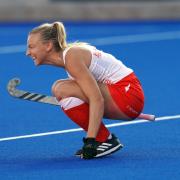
<box><xmin>95</xmin><ymin>144</ymin><xmax>123</xmax><ymax>158</ymax></box>
<box><xmin>101</xmin><ymin>143</ymin><xmax>113</xmax><ymax>146</ymax></box>
<box><xmin>97</xmin><ymin>145</ymin><xmax>110</xmax><ymax>149</ymax></box>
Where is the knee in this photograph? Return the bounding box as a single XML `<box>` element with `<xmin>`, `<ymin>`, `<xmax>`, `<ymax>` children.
<box><xmin>51</xmin><ymin>80</ymin><xmax>66</xmax><ymax>100</ymax></box>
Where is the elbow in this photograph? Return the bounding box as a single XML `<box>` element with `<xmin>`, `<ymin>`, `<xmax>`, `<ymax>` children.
<box><xmin>100</xmin><ymin>97</ymin><xmax>104</xmax><ymax>105</ymax></box>
<box><xmin>95</xmin><ymin>96</ymin><xmax>104</xmax><ymax>108</ymax></box>
<box><xmin>89</xmin><ymin>94</ymin><xmax>104</xmax><ymax>108</ymax></box>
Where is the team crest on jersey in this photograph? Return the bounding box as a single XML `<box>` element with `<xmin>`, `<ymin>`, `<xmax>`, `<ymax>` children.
<box><xmin>104</xmin><ymin>79</ymin><xmax>112</xmax><ymax>84</ymax></box>
<box><xmin>93</xmin><ymin>51</ymin><xmax>102</xmax><ymax>58</ymax></box>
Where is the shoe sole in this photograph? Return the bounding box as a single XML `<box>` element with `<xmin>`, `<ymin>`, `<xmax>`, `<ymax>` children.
<box><xmin>75</xmin><ymin>152</ymin><xmax>83</xmax><ymax>157</ymax></box>
<box><xmin>75</xmin><ymin>144</ymin><xmax>123</xmax><ymax>157</ymax></box>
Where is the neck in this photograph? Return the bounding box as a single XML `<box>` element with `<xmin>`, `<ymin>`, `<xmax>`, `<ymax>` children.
<box><xmin>44</xmin><ymin>51</ymin><xmax>64</xmax><ymax>67</ymax></box>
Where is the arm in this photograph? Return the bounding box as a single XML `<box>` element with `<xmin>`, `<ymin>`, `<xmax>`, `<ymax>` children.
<box><xmin>65</xmin><ymin>48</ymin><xmax>104</xmax><ymax>138</ymax></box>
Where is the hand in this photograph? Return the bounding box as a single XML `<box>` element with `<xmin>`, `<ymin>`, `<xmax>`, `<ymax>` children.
<box><xmin>82</xmin><ymin>137</ymin><xmax>99</xmax><ymax>159</ymax></box>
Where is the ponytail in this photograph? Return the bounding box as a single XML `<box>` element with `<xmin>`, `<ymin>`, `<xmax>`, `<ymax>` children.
<box><xmin>52</xmin><ymin>22</ymin><xmax>67</xmax><ymax>50</ymax></box>
<box><xmin>30</xmin><ymin>21</ymin><xmax>67</xmax><ymax>51</ymax></box>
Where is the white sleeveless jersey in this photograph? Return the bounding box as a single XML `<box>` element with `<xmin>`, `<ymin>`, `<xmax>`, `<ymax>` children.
<box><xmin>63</xmin><ymin>45</ymin><xmax>133</xmax><ymax>84</ymax></box>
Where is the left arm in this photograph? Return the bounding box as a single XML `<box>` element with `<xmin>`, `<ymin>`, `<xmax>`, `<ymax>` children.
<box><xmin>65</xmin><ymin>48</ymin><xmax>104</xmax><ymax>138</ymax></box>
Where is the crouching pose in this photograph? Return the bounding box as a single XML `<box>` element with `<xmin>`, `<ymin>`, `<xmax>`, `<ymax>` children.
<box><xmin>26</xmin><ymin>22</ymin><xmax>144</xmax><ymax>159</ymax></box>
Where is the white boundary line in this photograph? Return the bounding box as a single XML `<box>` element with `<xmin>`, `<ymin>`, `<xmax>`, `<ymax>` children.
<box><xmin>87</xmin><ymin>30</ymin><xmax>180</xmax><ymax>46</ymax></box>
<box><xmin>0</xmin><ymin>114</ymin><xmax>179</xmax><ymax>142</ymax></box>
<box><xmin>0</xmin><ymin>44</ymin><xmax>26</xmax><ymax>54</ymax></box>
<box><xmin>0</xmin><ymin>31</ymin><xmax>180</xmax><ymax>54</ymax></box>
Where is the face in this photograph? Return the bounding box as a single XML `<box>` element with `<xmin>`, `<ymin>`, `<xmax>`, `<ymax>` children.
<box><xmin>26</xmin><ymin>33</ymin><xmax>49</xmax><ymax>66</ymax></box>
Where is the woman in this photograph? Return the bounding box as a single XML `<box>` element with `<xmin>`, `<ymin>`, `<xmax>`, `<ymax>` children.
<box><xmin>26</xmin><ymin>22</ymin><xmax>144</xmax><ymax>159</ymax></box>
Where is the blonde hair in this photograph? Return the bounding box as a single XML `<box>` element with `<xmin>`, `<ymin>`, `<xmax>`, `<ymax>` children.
<box><xmin>30</xmin><ymin>21</ymin><xmax>67</xmax><ymax>51</ymax></box>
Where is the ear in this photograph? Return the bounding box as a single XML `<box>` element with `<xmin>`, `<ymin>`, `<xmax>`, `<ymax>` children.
<box><xmin>46</xmin><ymin>41</ymin><xmax>53</xmax><ymax>52</ymax></box>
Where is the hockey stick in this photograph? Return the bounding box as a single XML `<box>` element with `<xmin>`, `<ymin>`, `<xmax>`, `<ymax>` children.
<box><xmin>7</xmin><ymin>78</ymin><xmax>58</xmax><ymax>105</ymax></box>
<box><xmin>7</xmin><ymin>78</ymin><xmax>155</xmax><ymax>121</ymax></box>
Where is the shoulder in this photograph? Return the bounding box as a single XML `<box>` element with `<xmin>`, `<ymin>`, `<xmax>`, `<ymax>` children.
<box><xmin>64</xmin><ymin>46</ymin><xmax>91</xmax><ymax>66</ymax></box>
<box><xmin>63</xmin><ymin>47</ymin><xmax>83</xmax><ymax>66</ymax></box>
<box><xmin>65</xmin><ymin>45</ymin><xmax>92</xmax><ymax>57</ymax></box>
<box><xmin>64</xmin><ymin>46</ymin><xmax>92</xmax><ymax>77</ymax></box>
<box><xmin>65</xmin><ymin>46</ymin><xmax>82</xmax><ymax>58</ymax></box>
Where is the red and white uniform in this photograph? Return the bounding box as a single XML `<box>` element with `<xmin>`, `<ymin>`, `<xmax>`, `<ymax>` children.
<box><xmin>62</xmin><ymin>45</ymin><xmax>144</xmax><ymax>119</ymax></box>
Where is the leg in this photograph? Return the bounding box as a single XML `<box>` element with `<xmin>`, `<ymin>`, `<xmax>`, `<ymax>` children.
<box><xmin>52</xmin><ymin>79</ymin><xmax>110</xmax><ymax>142</ymax></box>
<box><xmin>51</xmin><ymin>79</ymin><xmax>88</xmax><ymax>102</ymax></box>
<box><xmin>52</xmin><ymin>79</ymin><xmax>130</xmax><ymax>120</ymax></box>
<box><xmin>98</xmin><ymin>83</ymin><xmax>131</xmax><ymax>120</ymax></box>
<box><xmin>60</xmin><ymin>97</ymin><xmax>110</xmax><ymax>142</ymax></box>
<box><xmin>52</xmin><ymin>79</ymin><xmax>124</xmax><ymax>157</ymax></box>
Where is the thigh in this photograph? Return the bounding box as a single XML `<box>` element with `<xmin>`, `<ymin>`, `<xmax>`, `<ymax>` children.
<box><xmin>52</xmin><ymin>79</ymin><xmax>130</xmax><ymax>120</ymax></box>
<box><xmin>105</xmin><ymin>73</ymin><xmax>144</xmax><ymax>120</ymax></box>
<box><xmin>52</xmin><ymin>79</ymin><xmax>88</xmax><ymax>102</ymax></box>
<box><xmin>98</xmin><ymin>83</ymin><xmax>131</xmax><ymax>120</ymax></box>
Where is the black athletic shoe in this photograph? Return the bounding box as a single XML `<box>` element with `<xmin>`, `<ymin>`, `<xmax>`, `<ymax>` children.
<box><xmin>75</xmin><ymin>149</ymin><xmax>83</xmax><ymax>156</ymax></box>
<box><xmin>75</xmin><ymin>134</ymin><xmax>123</xmax><ymax>158</ymax></box>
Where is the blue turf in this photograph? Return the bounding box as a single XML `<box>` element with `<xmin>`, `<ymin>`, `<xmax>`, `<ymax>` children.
<box><xmin>0</xmin><ymin>21</ymin><xmax>180</xmax><ymax>180</ymax></box>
